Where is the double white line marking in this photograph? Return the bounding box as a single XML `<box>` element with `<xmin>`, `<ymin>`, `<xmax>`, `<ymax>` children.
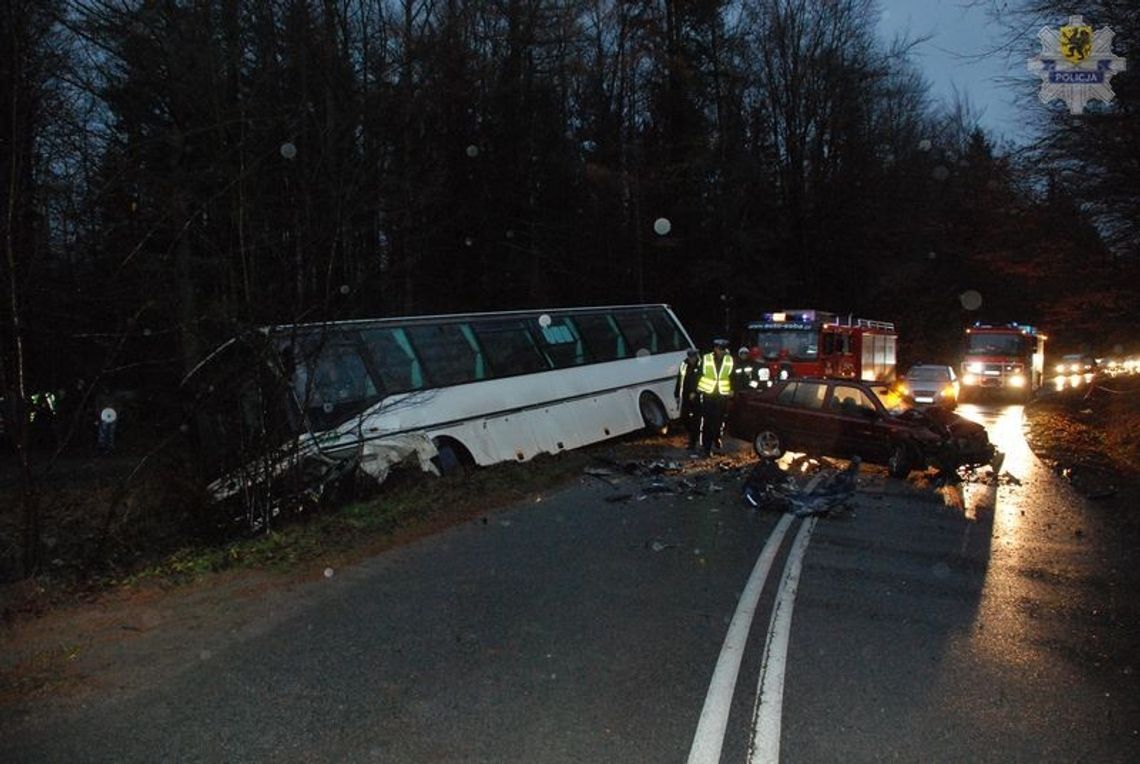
<box><xmin>687</xmin><ymin>514</ymin><xmax>818</xmax><ymax>764</ymax></box>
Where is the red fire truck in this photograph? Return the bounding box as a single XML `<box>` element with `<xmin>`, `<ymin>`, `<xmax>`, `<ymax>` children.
<box><xmin>960</xmin><ymin>322</ymin><xmax>1046</xmax><ymax>399</ymax></box>
<box><xmin>741</xmin><ymin>309</ymin><xmax>898</xmax><ymax>387</ymax></box>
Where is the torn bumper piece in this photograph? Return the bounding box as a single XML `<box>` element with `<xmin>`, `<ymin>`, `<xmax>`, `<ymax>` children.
<box><xmin>356</xmin><ymin>434</ymin><xmax>441</xmax><ymax>484</ymax></box>
<box><xmin>209</xmin><ymin>433</ymin><xmax>441</xmax><ymax>507</ymax></box>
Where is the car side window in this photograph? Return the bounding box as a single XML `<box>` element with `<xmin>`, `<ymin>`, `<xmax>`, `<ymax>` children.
<box><xmin>784</xmin><ymin>380</ymin><xmax>829</xmax><ymax>410</ymax></box>
<box><xmin>776</xmin><ymin>382</ymin><xmax>799</xmax><ymax>405</ymax></box>
<box><xmin>832</xmin><ymin>385</ymin><xmax>876</xmax><ymax>415</ymax></box>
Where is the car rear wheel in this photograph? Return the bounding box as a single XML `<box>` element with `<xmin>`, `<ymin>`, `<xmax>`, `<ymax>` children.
<box><xmin>753</xmin><ymin>429</ymin><xmax>784</xmax><ymax>459</ymax></box>
<box><xmin>887</xmin><ymin>442</ymin><xmax>913</xmax><ymax>478</ymax></box>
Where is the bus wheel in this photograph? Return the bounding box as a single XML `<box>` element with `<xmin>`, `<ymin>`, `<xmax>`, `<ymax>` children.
<box><xmin>753</xmin><ymin>429</ymin><xmax>784</xmax><ymax>459</ymax></box>
<box><xmin>639</xmin><ymin>393</ymin><xmax>669</xmax><ymax>435</ymax></box>
<box><xmin>432</xmin><ymin>437</ymin><xmax>472</xmax><ymax>476</ymax></box>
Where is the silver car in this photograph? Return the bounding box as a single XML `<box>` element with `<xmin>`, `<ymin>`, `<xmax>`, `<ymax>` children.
<box><xmin>901</xmin><ymin>364</ymin><xmax>959</xmax><ymax>409</ymax></box>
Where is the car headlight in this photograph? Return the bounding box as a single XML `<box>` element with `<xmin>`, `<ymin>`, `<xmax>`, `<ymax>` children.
<box><xmin>962</xmin><ymin>373</ymin><xmax>977</xmax><ymax>386</ymax></box>
<box><xmin>1008</xmin><ymin>374</ymin><xmax>1026</xmax><ymax>388</ymax></box>
<box><xmin>1055</xmin><ymin>364</ymin><xmax>1065</xmax><ymax>374</ymax></box>
<box><xmin>967</xmin><ymin>362</ymin><xmax>984</xmax><ymax>374</ymax></box>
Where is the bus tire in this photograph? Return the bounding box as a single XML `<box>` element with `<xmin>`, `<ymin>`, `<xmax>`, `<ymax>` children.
<box><xmin>432</xmin><ymin>437</ymin><xmax>472</xmax><ymax>476</ymax></box>
<box><xmin>639</xmin><ymin>393</ymin><xmax>669</xmax><ymax>435</ymax></box>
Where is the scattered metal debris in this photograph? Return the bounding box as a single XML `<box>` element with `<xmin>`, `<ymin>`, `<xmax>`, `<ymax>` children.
<box><xmin>742</xmin><ymin>457</ymin><xmax>860</xmax><ymax>517</ymax></box>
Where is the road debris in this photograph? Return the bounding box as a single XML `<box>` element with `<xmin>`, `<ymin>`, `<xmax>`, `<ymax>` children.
<box><xmin>742</xmin><ymin>456</ymin><xmax>860</xmax><ymax>517</ymax></box>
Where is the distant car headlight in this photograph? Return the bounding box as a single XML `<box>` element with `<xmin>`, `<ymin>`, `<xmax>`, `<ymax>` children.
<box><xmin>1008</xmin><ymin>374</ymin><xmax>1026</xmax><ymax>388</ymax></box>
<box><xmin>967</xmin><ymin>362</ymin><xmax>984</xmax><ymax>374</ymax></box>
<box><xmin>962</xmin><ymin>373</ymin><xmax>978</xmax><ymax>386</ymax></box>
<box><xmin>1054</xmin><ymin>363</ymin><xmax>1066</xmax><ymax>374</ymax></box>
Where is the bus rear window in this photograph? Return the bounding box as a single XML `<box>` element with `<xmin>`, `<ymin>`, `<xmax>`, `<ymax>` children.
<box><xmin>645</xmin><ymin>310</ymin><xmax>687</xmax><ymax>352</ymax></box>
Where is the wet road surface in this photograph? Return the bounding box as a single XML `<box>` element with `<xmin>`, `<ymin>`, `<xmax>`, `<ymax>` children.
<box><xmin>2</xmin><ymin>403</ymin><xmax>1138</xmax><ymax>762</ymax></box>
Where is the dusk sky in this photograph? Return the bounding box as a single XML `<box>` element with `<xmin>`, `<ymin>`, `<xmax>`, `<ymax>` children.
<box><xmin>877</xmin><ymin>0</ymin><xmax>1045</xmax><ymax>145</ymax></box>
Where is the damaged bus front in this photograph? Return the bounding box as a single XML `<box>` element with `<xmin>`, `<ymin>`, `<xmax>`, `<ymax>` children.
<box><xmin>184</xmin><ymin>305</ymin><xmax>696</xmax><ymax>527</ymax></box>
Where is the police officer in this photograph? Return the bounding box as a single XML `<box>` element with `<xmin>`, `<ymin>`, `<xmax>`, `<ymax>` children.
<box><xmin>674</xmin><ymin>349</ymin><xmax>702</xmax><ymax>453</ymax></box>
<box><xmin>696</xmin><ymin>339</ymin><xmax>734</xmax><ymax>458</ymax></box>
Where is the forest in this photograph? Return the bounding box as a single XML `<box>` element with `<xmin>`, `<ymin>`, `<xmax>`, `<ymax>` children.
<box><xmin>2</xmin><ymin>1</ymin><xmax>1137</xmax><ymax>577</ymax></box>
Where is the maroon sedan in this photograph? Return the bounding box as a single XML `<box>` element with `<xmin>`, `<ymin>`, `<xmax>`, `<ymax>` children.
<box><xmin>726</xmin><ymin>377</ymin><xmax>997</xmax><ymax>478</ymax></box>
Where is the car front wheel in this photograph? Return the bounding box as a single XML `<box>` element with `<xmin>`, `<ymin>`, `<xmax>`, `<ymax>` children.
<box><xmin>753</xmin><ymin>429</ymin><xmax>784</xmax><ymax>459</ymax></box>
<box><xmin>887</xmin><ymin>442</ymin><xmax>913</xmax><ymax>478</ymax></box>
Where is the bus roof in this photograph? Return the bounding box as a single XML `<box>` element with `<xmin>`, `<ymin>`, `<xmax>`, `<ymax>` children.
<box><xmin>258</xmin><ymin>303</ymin><xmax>678</xmax><ymax>335</ymax></box>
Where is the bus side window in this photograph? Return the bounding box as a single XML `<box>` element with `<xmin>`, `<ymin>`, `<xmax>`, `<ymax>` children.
<box><xmin>646</xmin><ymin>309</ymin><xmax>686</xmax><ymax>352</ymax></box>
<box><xmin>473</xmin><ymin>321</ymin><xmax>550</xmax><ymax>376</ymax></box>
<box><xmin>458</xmin><ymin>324</ymin><xmax>488</xmax><ymax>379</ymax></box>
<box><xmin>360</xmin><ymin>328</ymin><xmax>424</xmax><ymax>393</ymax></box>
<box><xmin>574</xmin><ymin>313</ymin><xmax>626</xmax><ymax>361</ymax></box>
<box><xmin>406</xmin><ymin>324</ymin><xmax>480</xmax><ymax>387</ymax></box>
<box><xmin>614</xmin><ymin>312</ymin><xmax>655</xmax><ymax>356</ymax></box>
<box><xmin>534</xmin><ymin>316</ymin><xmax>591</xmax><ymax>368</ymax></box>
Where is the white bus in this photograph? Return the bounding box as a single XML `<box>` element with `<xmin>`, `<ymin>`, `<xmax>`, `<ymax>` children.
<box><xmin>185</xmin><ymin>304</ymin><xmax>696</xmax><ymax>508</ymax></box>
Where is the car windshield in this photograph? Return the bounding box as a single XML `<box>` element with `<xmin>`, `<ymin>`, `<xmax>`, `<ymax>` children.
<box><xmin>871</xmin><ymin>384</ymin><xmax>915</xmax><ymax>415</ymax></box>
<box><xmin>906</xmin><ymin>367</ymin><xmax>948</xmax><ymax>381</ymax></box>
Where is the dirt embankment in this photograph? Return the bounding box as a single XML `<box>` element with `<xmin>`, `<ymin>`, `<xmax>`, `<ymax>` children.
<box><xmin>1022</xmin><ymin>374</ymin><xmax>1140</xmax><ymax>506</ymax></box>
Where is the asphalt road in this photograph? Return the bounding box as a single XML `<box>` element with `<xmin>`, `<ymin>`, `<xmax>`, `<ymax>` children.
<box><xmin>2</xmin><ymin>402</ymin><xmax>1138</xmax><ymax>763</ymax></box>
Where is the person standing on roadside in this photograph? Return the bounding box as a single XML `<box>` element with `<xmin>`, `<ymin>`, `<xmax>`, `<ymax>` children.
<box><xmin>696</xmin><ymin>339</ymin><xmax>734</xmax><ymax>458</ymax></box>
<box><xmin>674</xmin><ymin>348</ymin><xmax>702</xmax><ymax>454</ymax></box>
<box><xmin>95</xmin><ymin>387</ymin><xmax>118</xmax><ymax>454</ymax></box>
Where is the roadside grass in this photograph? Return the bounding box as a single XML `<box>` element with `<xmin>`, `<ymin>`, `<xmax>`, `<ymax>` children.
<box><xmin>3</xmin><ymin>433</ymin><xmax>693</xmax><ymax>619</ymax></box>
<box><xmin>1023</xmin><ymin>375</ymin><xmax>1140</xmax><ymax>475</ymax></box>
<box><xmin>127</xmin><ymin>448</ymin><xmax>604</xmax><ymax>586</ymax></box>
<box><xmin>127</xmin><ymin>432</ymin><xmax>697</xmax><ymax>587</ymax></box>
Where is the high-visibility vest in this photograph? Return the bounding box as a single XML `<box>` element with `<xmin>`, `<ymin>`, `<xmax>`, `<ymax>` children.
<box><xmin>677</xmin><ymin>359</ymin><xmax>697</xmax><ymax>390</ymax></box>
<box><xmin>697</xmin><ymin>353</ymin><xmax>733</xmax><ymax>395</ymax></box>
